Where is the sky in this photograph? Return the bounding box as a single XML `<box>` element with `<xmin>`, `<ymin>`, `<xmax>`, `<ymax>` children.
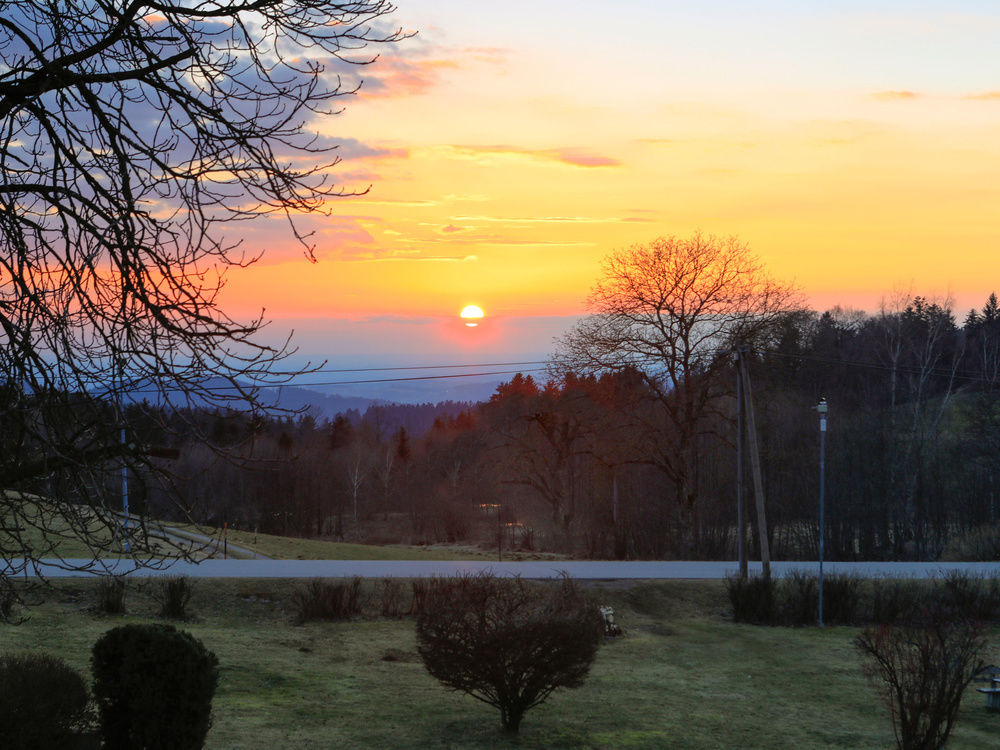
<box><xmin>219</xmin><ymin>1</ymin><xmax>1000</xmax><ymax>388</ymax></box>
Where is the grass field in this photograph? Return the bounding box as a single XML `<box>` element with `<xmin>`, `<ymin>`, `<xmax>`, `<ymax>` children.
<box><xmin>3</xmin><ymin>495</ymin><xmax>567</xmax><ymax>562</ymax></box>
<box><xmin>2</xmin><ymin>578</ymin><xmax>998</xmax><ymax>749</ymax></box>
<box><xmin>204</xmin><ymin>525</ymin><xmax>570</xmax><ymax>562</ymax></box>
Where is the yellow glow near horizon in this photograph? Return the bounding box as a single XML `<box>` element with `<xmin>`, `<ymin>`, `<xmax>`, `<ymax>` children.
<box><xmin>215</xmin><ymin>4</ymin><xmax>1000</xmax><ymax>331</ymax></box>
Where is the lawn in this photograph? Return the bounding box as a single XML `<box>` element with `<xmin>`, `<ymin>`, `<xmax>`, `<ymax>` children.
<box><xmin>204</xmin><ymin>525</ymin><xmax>570</xmax><ymax>562</ymax></box>
<box><xmin>2</xmin><ymin>579</ymin><xmax>998</xmax><ymax>749</ymax></box>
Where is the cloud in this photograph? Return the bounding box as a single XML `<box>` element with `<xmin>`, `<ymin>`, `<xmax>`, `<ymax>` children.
<box><xmin>333</xmin><ymin>137</ymin><xmax>408</xmax><ymax>161</ymax></box>
<box><xmin>870</xmin><ymin>90</ymin><xmax>922</xmax><ymax>101</ymax></box>
<box><xmin>320</xmin><ymin>44</ymin><xmax>509</xmax><ymax>100</ymax></box>
<box><xmin>962</xmin><ymin>91</ymin><xmax>1000</xmax><ymax>100</ymax></box>
<box><xmin>443</xmin><ymin>144</ymin><xmax>621</xmax><ymax>168</ymax></box>
<box><xmin>340</xmin><ymin>247</ymin><xmax>479</xmax><ymax>262</ymax></box>
<box><xmin>268</xmin><ymin>133</ymin><xmax>407</xmax><ymax>163</ymax></box>
<box><xmin>356</xmin><ymin>56</ymin><xmax>460</xmax><ymax>97</ymax></box>
<box><xmin>449</xmin><ymin>215</ymin><xmax>627</xmax><ymax>224</ymax></box>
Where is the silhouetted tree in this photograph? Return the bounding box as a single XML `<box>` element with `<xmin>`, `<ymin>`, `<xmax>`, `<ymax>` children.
<box><xmin>0</xmin><ymin>1</ymin><xmax>404</xmax><ymax>579</ymax></box>
<box><xmin>556</xmin><ymin>234</ymin><xmax>798</xmax><ymax>554</ymax></box>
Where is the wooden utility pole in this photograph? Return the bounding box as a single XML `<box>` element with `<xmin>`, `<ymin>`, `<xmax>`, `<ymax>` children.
<box><xmin>738</xmin><ymin>349</ymin><xmax>771</xmax><ymax>578</ymax></box>
<box><xmin>735</xmin><ymin>351</ymin><xmax>747</xmax><ymax>579</ymax></box>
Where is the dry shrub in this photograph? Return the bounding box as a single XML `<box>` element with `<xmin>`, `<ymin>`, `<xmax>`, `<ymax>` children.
<box><xmin>154</xmin><ymin>576</ymin><xmax>194</xmax><ymax>620</ymax></box>
<box><xmin>855</xmin><ymin>608</ymin><xmax>988</xmax><ymax>750</ymax></box>
<box><xmin>96</xmin><ymin>576</ymin><xmax>126</xmax><ymax>615</ymax></box>
<box><xmin>291</xmin><ymin>578</ymin><xmax>362</xmax><ymax>623</ymax></box>
<box><xmin>415</xmin><ymin>573</ymin><xmax>604</xmax><ymax>733</ymax></box>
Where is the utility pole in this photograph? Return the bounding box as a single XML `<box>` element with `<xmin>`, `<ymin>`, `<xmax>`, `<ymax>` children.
<box><xmin>738</xmin><ymin>349</ymin><xmax>770</xmax><ymax>579</ymax></box>
<box><xmin>736</xmin><ymin>351</ymin><xmax>746</xmax><ymax>579</ymax></box>
<box><xmin>817</xmin><ymin>399</ymin><xmax>828</xmax><ymax>627</ymax></box>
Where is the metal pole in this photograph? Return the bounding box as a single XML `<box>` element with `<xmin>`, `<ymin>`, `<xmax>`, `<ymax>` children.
<box><xmin>497</xmin><ymin>504</ymin><xmax>502</xmax><ymax>563</ymax></box>
<box><xmin>818</xmin><ymin>399</ymin><xmax>827</xmax><ymax>627</ymax></box>
<box><xmin>736</xmin><ymin>352</ymin><xmax>745</xmax><ymax>578</ymax></box>
<box><xmin>121</xmin><ymin>426</ymin><xmax>130</xmax><ymax>552</ymax></box>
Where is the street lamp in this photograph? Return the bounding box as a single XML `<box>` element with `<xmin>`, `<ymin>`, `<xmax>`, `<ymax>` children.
<box><xmin>817</xmin><ymin>399</ymin><xmax>828</xmax><ymax>627</ymax></box>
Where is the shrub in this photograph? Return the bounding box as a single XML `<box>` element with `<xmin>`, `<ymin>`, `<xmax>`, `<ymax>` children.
<box><xmin>415</xmin><ymin>573</ymin><xmax>604</xmax><ymax>733</ymax></box>
<box><xmin>822</xmin><ymin>573</ymin><xmax>862</xmax><ymax>625</ymax></box>
<box><xmin>154</xmin><ymin>576</ymin><xmax>195</xmax><ymax>620</ymax></box>
<box><xmin>409</xmin><ymin>579</ymin><xmax>428</xmax><ymax>615</ymax></box>
<box><xmin>96</xmin><ymin>576</ymin><xmax>126</xmax><ymax>614</ymax></box>
<box><xmin>938</xmin><ymin>571</ymin><xmax>1000</xmax><ymax>621</ymax></box>
<box><xmin>855</xmin><ymin>609</ymin><xmax>988</xmax><ymax>750</ymax></box>
<box><xmin>0</xmin><ymin>582</ymin><xmax>24</xmax><ymax>624</ymax></box>
<box><xmin>781</xmin><ymin>570</ymin><xmax>818</xmax><ymax>626</ymax></box>
<box><xmin>91</xmin><ymin>624</ymin><xmax>219</xmax><ymax>750</ymax></box>
<box><xmin>291</xmin><ymin>578</ymin><xmax>362</xmax><ymax>623</ymax></box>
<box><xmin>0</xmin><ymin>652</ymin><xmax>94</xmax><ymax>749</ymax></box>
<box><xmin>869</xmin><ymin>578</ymin><xmax>927</xmax><ymax>625</ymax></box>
<box><xmin>726</xmin><ymin>574</ymin><xmax>778</xmax><ymax>624</ymax></box>
<box><xmin>376</xmin><ymin>578</ymin><xmax>404</xmax><ymax>618</ymax></box>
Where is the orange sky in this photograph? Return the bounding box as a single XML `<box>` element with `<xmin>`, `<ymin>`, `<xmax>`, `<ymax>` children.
<box><xmin>219</xmin><ymin>2</ymin><xmax>1000</xmax><ymax>360</ymax></box>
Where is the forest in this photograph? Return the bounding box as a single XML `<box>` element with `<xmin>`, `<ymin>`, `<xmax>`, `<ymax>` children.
<box><xmin>95</xmin><ymin>291</ymin><xmax>1000</xmax><ymax>563</ymax></box>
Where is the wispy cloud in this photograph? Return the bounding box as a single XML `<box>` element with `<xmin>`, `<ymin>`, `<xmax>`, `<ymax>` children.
<box><xmin>870</xmin><ymin>90</ymin><xmax>922</xmax><ymax>101</ymax></box>
<box><xmin>334</xmin><ymin>137</ymin><xmax>408</xmax><ymax>160</ymax></box>
<box><xmin>962</xmin><ymin>91</ymin><xmax>1000</xmax><ymax>100</ymax></box>
<box><xmin>449</xmin><ymin>215</ymin><xmax>631</xmax><ymax>224</ymax></box>
<box><xmin>443</xmin><ymin>144</ymin><xmax>621</xmax><ymax>168</ymax></box>
<box><xmin>343</xmin><ymin>248</ymin><xmax>479</xmax><ymax>262</ymax></box>
<box><xmin>321</xmin><ymin>43</ymin><xmax>509</xmax><ymax>100</ymax></box>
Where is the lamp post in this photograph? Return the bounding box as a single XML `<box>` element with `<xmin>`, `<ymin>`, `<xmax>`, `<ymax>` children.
<box><xmin>121</xmin><ymin>426</ymin><xmax>130</xmax><ymax>552</ymax></box>
<box><xmin>817</xmin><ymin>399</ymin><xmax>827</xmax><ymax>627</ymax></box>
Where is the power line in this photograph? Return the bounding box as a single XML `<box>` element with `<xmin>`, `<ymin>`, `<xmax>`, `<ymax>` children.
<box><xmin>306</xmin><ymin>360</ymin><xmax>549</xmax><ymax>375</ymax></box>
<box><xmin>278</xmin><ymin>367</ymin><xmax>549</xmax><ymax>388</ymax></box>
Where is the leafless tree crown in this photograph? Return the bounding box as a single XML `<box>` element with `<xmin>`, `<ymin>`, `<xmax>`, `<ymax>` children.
<box><xmin>0</xmin><ymin>1</ymin><xmax>404</xmax><ymax>573</ymax></box>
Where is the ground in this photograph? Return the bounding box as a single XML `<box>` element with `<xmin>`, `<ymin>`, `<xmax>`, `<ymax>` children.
<box><xmin>2</xmin><ymin>578</ymin><xmax>997</xmax><ymax>749</ymax></box>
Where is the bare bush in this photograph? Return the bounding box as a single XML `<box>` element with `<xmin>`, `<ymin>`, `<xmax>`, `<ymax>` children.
<box><xmin>96</xmin><ymin>577</ymin><xmax>126</xmax><ymax>615</ymax></box>
<box><xmin>154</xmin><ymin>576</ymin><xmax>194</xmax><ymax>620</ymax></box>
<box><xmin>855</xmin><ymin>609</ymin><xmax>988</xmax><ymax>750</ymax></box>
<box><xmin>292</xmin><ymin>578</ymin><xmax>362</xmax><ymax>623</ymax></box>
<box><xmin>415</xmin><ymin>574</ymin><xmax>604</xmax><ymax>733</ymax></box>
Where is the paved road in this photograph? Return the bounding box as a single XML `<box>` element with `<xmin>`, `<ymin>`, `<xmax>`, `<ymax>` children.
<box><xmin>7</xmin><ymin>559</ymin><xmax>1000</xmax><ymax>579</ymax></box>
<box><xmin>150</xmin><ymin>525</ymin><xmax>268</xmax><ymax>560</ymax></box>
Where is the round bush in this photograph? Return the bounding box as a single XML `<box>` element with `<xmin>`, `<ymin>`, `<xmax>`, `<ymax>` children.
<box><xmin>91</xmin><ymin>624</ymin><xmax>218</xmax><ymax>750</ymax></box>
<box><xmin>0</xmin><ymin>652</ymin><xmax>93</xmax><ymax>749</ymax></box>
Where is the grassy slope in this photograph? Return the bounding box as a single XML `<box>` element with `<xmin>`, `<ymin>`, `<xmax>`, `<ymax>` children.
<box><xmin>3</xmin><ymin>494</ymin><xmax>564</xmax><ymax>561</ymax></box>
<box><xmin>183</xmin><ymin>525</ymin><xmax>569</xmax><ymax>561</ymax></box>
<box><xmin>2</xmin><ymin>579</ymin><xmax>997</xmax><ymax>749</ymax></box>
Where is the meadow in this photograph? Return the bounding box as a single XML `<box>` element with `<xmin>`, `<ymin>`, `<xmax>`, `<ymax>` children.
<box><xmin>2</xmin><ymin>578</ymin><xmax>998</xmax><ymax>749</ymax></box>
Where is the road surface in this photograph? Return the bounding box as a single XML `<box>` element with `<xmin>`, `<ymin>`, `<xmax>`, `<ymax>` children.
<box><xmin>6</xmin><ymin>559</ymin><xmax>1000</xmax><ymax>579</ymax></box>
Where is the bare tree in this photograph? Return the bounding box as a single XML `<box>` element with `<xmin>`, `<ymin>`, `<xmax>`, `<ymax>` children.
<box><xmin>0</xmin><ymin>1</ymin><xmax>404</xmax><ymax>580</ymax></box>
<box><xmin>555</xmin><ymin>234</ymin><xmax>797</xmax><ymax>554</ymax></box>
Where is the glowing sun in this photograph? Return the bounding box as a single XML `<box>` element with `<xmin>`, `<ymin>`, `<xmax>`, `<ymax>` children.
<box><xmin>460</xmin><ymin>304</ymin><xmax>484</xmax><ymax>327</ymax></box>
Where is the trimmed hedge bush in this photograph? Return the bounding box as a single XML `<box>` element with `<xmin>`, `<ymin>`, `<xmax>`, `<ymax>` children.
<box><xmin>91</xmin><ymin>624</ymin><xmax>218</xmax><ymax>750</ymax></box>
<box><xmin>0</xmin><ymin>652</ymin><xmax>94</xmax><ymax>749</ymax></box>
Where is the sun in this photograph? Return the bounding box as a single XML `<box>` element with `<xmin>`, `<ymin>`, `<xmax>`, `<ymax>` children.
<box><xmin>460</xmin><ymin>304</ymin><xmax>484</xmax><ymax>327</ymax></box>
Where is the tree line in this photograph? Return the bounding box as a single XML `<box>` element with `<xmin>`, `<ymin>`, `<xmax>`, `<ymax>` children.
<box><xmin>107</xmin><ymin>286</ymin><xmax>998</xmax><ymax>562</ymax></box>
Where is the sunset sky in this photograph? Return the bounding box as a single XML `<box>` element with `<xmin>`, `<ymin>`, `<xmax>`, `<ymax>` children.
<box><xmin>222</xmin><ymin>1</ymin><xmax>1000</xmax><ymax>377</ymax></box>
